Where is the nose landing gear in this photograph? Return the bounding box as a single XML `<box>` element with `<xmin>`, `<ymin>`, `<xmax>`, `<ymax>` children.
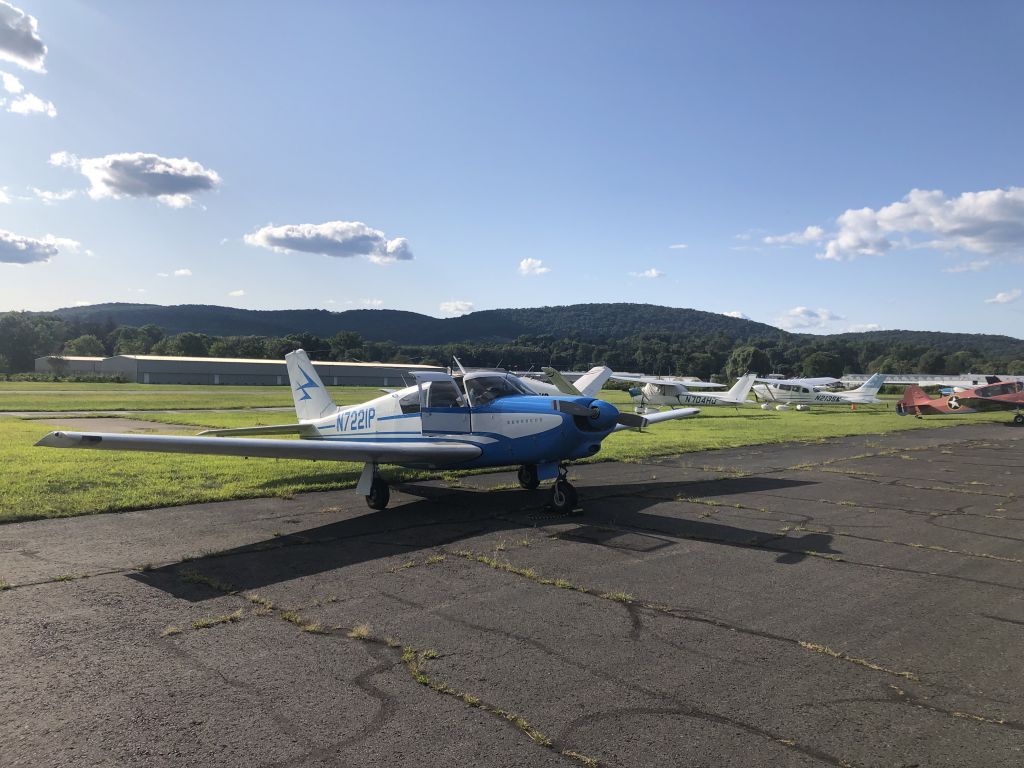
<box><xmin>549</xmin><ymin>464</ymin><xmax>579</xmax><ymax>515</ymax></box>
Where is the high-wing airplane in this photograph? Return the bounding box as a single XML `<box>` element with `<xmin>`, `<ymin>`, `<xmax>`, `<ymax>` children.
<box><xmin>611</xmin><ymin>373</ymin><xmax>757</xmax><ymax>413</ymax></box>
<box><xmin>896</xmin><ymin>379</ymin><xmax>1024</xmax><ymax>424</ymax></box>
<box><xmin>36</xmin><ymin>350</ymin><xmax>699</xmax><ymax>514</ymax></box>
<box><xmin>752</xmin><ymin>373</ymin><xmax>887</xmax><ymax>410</ymax></box>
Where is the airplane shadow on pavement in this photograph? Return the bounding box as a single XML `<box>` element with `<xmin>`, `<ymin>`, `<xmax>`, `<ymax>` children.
<box><xmin>130</xmin><ymin>475</ymin><xmax>836</xmax><ymax>601</ymax></box>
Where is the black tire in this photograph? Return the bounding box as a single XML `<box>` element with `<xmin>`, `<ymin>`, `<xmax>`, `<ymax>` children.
<box><xmin>517</xmin><ymin>464</ymin><xmax>540</xmax><ymax>490</ymax></box>
<box><xmin>366</xmin><ymin>478</ymin><xmax>390</xmax><ymax>510</ymax></box>
<box><xmin>1014</xmin><ymin>414</ymin><xmax>1024</xmax><ymax>426</ymax></box>
<box><xmin>550</xmin><ymin>479</ymin><xmax>579</xmax><ymax>514</ymax></box>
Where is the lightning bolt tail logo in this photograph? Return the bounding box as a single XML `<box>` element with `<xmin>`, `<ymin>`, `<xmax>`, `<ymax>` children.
<box><xmin>295</xmin><ymin>366</ymin><xmax>319</xmax><ymax>401</ymax></box>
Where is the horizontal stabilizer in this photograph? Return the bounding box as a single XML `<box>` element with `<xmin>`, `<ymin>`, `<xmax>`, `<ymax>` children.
<box><xmin>198</xmin><ymin>423</ymin><xmax>320</xmax><ymax>438</ymax></box>
<box><xmin>541</xmin><ymin>367</ymin><xmax>583</xmax><ymax>396</ymax></box>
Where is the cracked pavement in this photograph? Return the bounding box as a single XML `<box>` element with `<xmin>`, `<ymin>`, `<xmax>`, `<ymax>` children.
<box><xmin>2</xmin><ymin>423</ymin><xmax>1023</xmax><ymax>766</ymax></box>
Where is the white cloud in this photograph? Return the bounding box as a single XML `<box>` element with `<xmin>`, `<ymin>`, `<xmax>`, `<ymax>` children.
<box><xmin>156</xmin><ymin>272</ymin><xmax>169</xmax><ymax>278</ymax></box>
<box><xmin>813</xmin><ymin>187</ymin><xmax>1024</xmax><ymax>261</ymax></box>
<box><xmin>439</xmin><ymin>300</ymin><xmax>474</xmax><ymax>317</ymax></box>
<box><xmin>984</xmin><ymin>288</ymin><xmax>1021</xmax><ymax>304</ymax></box>
<box><xmin>244</xmin><ymin>220</ymin><xmax>412</xmax><ymax>264</ymax></box>
<box><xmin>847</xmin><ymin>323</ymin><xmax>881</xmax><ymax>332</ymax></box>
<box><xmin>0</xmin><ymin>2</ymin><xmax>47</xmax><ymax>72</ymax></box>
<box><xmin>7</xmin><ymin>90</ymin><xmax>54</xmax><ymax>116</ymax></box>
<box><xmin>0</xmin><ymin>228</ymin><xmax>79</xmax><ymax>264</ymax></box>
<box><xmin>943</xmin><ymin>259</ymin><xmax>991</xmax><ymax>273</ymax></box>
<box><xmin>32</xmin><ymin>187</ymin><xmax>75</xmax><ymax>204</ymax></box>
<box><xmin>360</xmin><ymin>298</ymin><xmax>384</xmax><ymax>308</ymax></box>
<box><xmin>1</xmin><ymin>70</ymin><xmax>21</xmax><ymax>92</ymax></box>
<box><xmin>763</xmin><ymin>225</ymin><xmax>825</xmax><ymax>246</ymax></box>
<box><xmin>173</xmin><ymin>268</ymin><xmax>192</xmax><ymax>277</ymax></box>
<box><xmin>669</xmin><ymin>243</ymin><xmax>688</xmax><ymax>249</ymax></box>
<box><xmin>51</xmin><ymin>151</ymin><xmax>221</xmax><ymax>207</ymax></box>
<box><xmin>227</xmin><ymin>289</ymin><xmax>245</xmax><ymax>297</ymax></box>
<box><xmin>518</xmin><ymin>257</ymin><xmax>550</xmax><ymax>275</ymax></box>
<box><xmin>723</xmin><ymin>310</ymin><xmax>749</xmax><ymax>319</ymax></box>
<box><xmin>0</xmin><ymin>187</ymin><xmax>9</xmax><ymax>204</ymax></box>
<box><xmin>775</xmin><ymin>306</ymin><xmax>843</xmax><ymax>330</ymax></box>
<box><xmin>630</xmin><ymin>268</ymin><xmax>664</xmax><ymax>278</ymax></box>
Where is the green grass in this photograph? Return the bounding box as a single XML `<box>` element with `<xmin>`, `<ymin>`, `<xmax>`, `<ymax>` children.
<box><xmin>594</xmin><ymin>401</ymin><xmax>1007</xmax><ymax>462</ymax></box>
<box><xmin>0</xmin><ymin>416</ymin><xmax>426</xmax><ymax>523</ymax></box>
<box><xmin>0</xmin><ymin>383</ymin><xmax>381</xmax><ymax>412</ymax></box>
<box><xmin>0</xmin><ymin>383</ymin><xmax>1012</xmax><ymax>524</ymax></box>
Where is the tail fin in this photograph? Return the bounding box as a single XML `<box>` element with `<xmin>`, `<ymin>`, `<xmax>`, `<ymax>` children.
<box><xmin>852</xmin><ymin>373</ymin><xmax>886</xmax><ymax>395</ymax></box>
<box><xmin>724</xmin><ymin>373</ymin><xmax>756</xmax><ymax>402</ymax></box>
<box><xmin>900</xmin><ymin>384</ymin><xmax>931</xmax><ymax>407</ymax></box>
<box><xmin>286</xmin><ymin>349</ymin><xmax>337</xmax><ymax>421</ymax></box>
<box><xmin>574</xmin><ymin>366</ymin><xmax>613</xmax><ymax>397</ymax></box>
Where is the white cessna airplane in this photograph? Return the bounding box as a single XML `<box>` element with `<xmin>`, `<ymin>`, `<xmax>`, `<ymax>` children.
<box><xmin>612</xmin><ymin>373</ymin><xmax>758</xmax><ymax>413</ymax></box>
<box><xmin>36</xmin><ymin>350</ymin><xmax>698</xmax><ymax>514</ymax></box>
<box><xmin>752</xmin><ymin>373</ymin><xmax>887</xmax><ymax>410</ymax></box>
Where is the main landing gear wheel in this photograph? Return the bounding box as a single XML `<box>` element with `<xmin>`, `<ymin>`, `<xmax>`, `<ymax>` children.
<box><xmin>517</xmin><ymin>464</ymin><xmax>540</xmax><ymax>490</ymax></box>
<box><xmin>366</xmin><ymin>477</ymin><xmax>390</xmax><ymax>510</ymax></box>
<box><xmin>1014</xmin><ymin>413</ymin><xmax>1024</xmax><ymax>426</ymax></box>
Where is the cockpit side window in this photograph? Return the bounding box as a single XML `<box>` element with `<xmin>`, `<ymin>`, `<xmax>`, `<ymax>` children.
<box><xmin>426</xmin><ymin>380</ymin><xmax>464</xmax><ymax>409</ymax></box>
<box><xmin>398</xmin><ymin>390</ymin><xmax>420</xmax><ymax>414</ymax></box>
<box><xmin>464</xmin><ymin>374</ymin><xmax>533</xmax><ymax>407</ymax></box>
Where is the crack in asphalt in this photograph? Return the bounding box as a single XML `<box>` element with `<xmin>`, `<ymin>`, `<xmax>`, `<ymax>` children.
<box><xmin>439</xmin><ymin>610</ymin><xmax>851</xmax><ymax>767</ymax></box>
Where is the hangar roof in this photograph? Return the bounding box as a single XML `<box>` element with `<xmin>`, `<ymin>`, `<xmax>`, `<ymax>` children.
<box><xmin>109</xmin><ymin>355</ymin><xmax>442</xmax><ymax>369</ymax></box>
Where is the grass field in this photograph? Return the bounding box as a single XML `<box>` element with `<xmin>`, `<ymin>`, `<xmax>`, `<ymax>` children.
<box><xmin>0</xmin><ymin>382</ymin><xmax>378</xmax><ymax>412</ymax></box>
<box><xmin>0</xmin><ymin>382</ymin><xmax>1010</xmax><ymax>524</ymax></box>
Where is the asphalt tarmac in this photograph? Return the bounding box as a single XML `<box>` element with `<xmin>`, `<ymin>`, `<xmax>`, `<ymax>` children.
<box><xmin>1</xmin><ymin>423</ymin><xmax>1022</xmax><ymax>767</ymax></box>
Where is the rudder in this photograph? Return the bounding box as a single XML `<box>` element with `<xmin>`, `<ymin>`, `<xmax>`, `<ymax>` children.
<box><xmin>286</xmin><ymin>349</ymin><xmax>337</xmax><ymax>421</ymax></box>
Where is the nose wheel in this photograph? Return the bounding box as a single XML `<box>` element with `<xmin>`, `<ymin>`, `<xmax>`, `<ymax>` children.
<box><xmin>548</xmin><ymin>465</ymin><xmax>579</xmax><ymax>515</ymax></box>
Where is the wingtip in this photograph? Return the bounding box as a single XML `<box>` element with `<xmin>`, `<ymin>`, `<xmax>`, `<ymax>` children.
<box><xmin>35</xmin><ymin>431</ymin><xmax>72</xmax><ymax>448</ymax></box>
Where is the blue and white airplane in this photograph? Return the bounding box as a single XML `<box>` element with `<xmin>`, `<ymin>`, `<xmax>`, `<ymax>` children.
<box><xmin>36</xmin><ymin>350</ymin><xmax>699</xmax><ymax>514</ymax></box>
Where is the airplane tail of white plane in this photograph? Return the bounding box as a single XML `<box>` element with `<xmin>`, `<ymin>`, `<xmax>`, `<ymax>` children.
<box><xmin>574</xmin><ymin>366</ymin><xmax>613</xmax><ymax>397</ymax></box>
<box><xmin>286</xmin><ymin>349</ymin><xmax>338</xmax><ymax>421</ymax></box>
<box><xmin>850</xmin><ymin>373</ymin><xmax>886</xmax><ymax>396</ymax></box>
<box><xmin>723</xmin><ymin>373</ymin><xmax>757</xmax><ymax>403</ymax></box>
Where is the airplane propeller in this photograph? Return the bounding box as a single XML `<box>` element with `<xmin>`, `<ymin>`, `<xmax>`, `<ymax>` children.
<box><xmin>551</xmin><ymin>399</ymin><xmax>647</xmax><ymax>429</ymax></box>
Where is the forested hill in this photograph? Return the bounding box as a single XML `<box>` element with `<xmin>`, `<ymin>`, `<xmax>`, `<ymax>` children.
<box><xmin>41</xmin><ymin>302</ymin><xmax>788</xmax><ymax>344</ymax></box>
<box><xmin>826</xmin><ymin>329</ymin><xmax>1024</xmax><ymax>359</ymax></box>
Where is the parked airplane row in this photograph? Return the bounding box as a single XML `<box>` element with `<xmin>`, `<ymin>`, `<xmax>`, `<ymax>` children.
<box><xmin>36</xmin><ymin>353</ymin><xmax>930</xmax><ymax>516</ymax></box>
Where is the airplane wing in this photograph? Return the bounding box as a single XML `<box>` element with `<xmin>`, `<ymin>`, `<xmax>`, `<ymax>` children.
<box><xmin>610</xmin><ymin>407</ymin><xmax>700</xmax><ymax>432</ymax></box>
<box><xmin>612</xmin><ymin>373</ymin><xmax>724</xmax><ymax>388</ymax></box>
<box><xmin>754</xmin><ymin>376</ymin><xmax>840</xmax><ymax>386</ymax></box>
<box><xmin>35</xmin><ymin>431</ymin><xmax>482</xmax><ymax>464</ymax></box>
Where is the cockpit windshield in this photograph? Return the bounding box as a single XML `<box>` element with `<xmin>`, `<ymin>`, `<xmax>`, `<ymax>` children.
<box><xmin>464</xmin><ymin>373</ymin><xmax>535</xmax><ymax>407</ymax></box>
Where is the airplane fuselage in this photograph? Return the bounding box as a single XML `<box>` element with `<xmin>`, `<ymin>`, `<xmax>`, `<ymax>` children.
<box><xmin>628</xmin><ymin>387</ymin><xmax>741</xmax><ymax>408</ymax></box>
<box><xmin>752</xmin><ymin>383</ymin><xmax>881</xmax><ymax>406</ymax></box>
<box><xmin>305</xmin><ymin>385</ymin><xmax>615</xmax><ymax>470</ymax></box>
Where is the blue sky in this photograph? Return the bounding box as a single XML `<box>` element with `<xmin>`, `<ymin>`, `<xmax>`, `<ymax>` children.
<box><xmin>1</xmin><ymin>1</ymin><xmax>1022</xmax><ymax>334</ymax></box>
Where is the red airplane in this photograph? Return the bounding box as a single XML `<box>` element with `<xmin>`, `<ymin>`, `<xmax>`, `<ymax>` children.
<box><xmin>897</xmin><ymin>378</ymin><xmax>1024</xmax><ymax>425</ymax></box>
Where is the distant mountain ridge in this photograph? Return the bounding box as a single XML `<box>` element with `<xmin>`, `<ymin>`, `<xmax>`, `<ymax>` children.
<box><xmin>36</xmin><ymin>301</ymin><xmax>1024</xmax><ymax>357</ymax></box>
<box><xmin>41</xmin><ymin>302</ymin><xmax>788</xmax><ymax>344</ymax></box>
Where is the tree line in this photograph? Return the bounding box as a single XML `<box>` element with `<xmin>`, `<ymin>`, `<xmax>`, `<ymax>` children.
<box><xmin>2</xmin><ymin>311</ymin><xmax>1022</xmax><ymax>380</ymax></box>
